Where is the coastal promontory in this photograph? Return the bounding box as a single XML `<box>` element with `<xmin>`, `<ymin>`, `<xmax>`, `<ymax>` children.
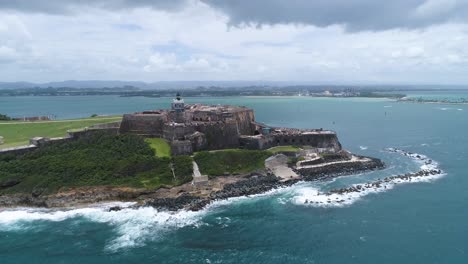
<box><xmin>0</xmin><ymin>95</ymin><xmax>385</xmax><ymax>210</ymax></box>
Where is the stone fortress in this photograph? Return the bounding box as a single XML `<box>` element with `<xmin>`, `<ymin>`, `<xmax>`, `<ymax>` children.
<box><xmin>119</xmin><ymin>93</ymin><xmax>342</xmax><ymax>155</ymax></box>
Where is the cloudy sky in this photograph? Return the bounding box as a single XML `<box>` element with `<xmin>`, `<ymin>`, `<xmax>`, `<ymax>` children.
<box><xmin>1</xmin><ymin>0</ymin><xmax>468</xmax><ymax>84</ymax></box>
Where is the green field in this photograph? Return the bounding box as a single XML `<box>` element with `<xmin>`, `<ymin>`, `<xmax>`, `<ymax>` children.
<box><xmin>0</xmin><ymin>116</ymin><xmax>122</xmax><ymax>149</ymax></box>
<box><xmin>267</xmin><ymin>145</ymin><xmax>301</xmax><ymax>153</ymax></box>
<box><xmin>145</xmin><ymin>138</ymin><xmax>171</xmax><ymax>157</ymax></box>
<box><xmin>194</xmin><ymin>149</ymin><xmax>272</xmax><ymax>177</ymax></box>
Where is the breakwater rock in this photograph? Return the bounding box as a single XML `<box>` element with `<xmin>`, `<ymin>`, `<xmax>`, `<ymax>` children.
<box><xmin>314</xmin><ymin>148</ymin><xmax>444</xmax><ymax>203</ymax></box>
<box><xmin>298</xmin><ymin>156</ymin><xmax>385</xmax><ymax>181</ymax></box>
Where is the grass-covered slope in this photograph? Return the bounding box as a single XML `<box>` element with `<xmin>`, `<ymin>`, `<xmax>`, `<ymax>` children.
<box><xmin>0</xmin><ymin>132</ymin><xmax>192</xmax><ymax>195</ymax></box>
<box><xmin>193</xmin><ymin>149</ymin><xmax>272</xmax><ymax>177</ymax></box>
<box><xmin>0</xmin><ymin>116</ymin><xmax>122</xmax><ymax>149</ymax></box>
<box><xmin>268</xmin><ymin>145</ymin><xmax>300</xmax><ymax>154</ymax></box>
<box><xmin>145</xmin><ymin>138</ymin><xmax>171</xmax><ymax>158</ymax></box>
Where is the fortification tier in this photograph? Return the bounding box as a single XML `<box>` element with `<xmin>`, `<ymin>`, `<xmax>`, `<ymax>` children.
<box><xmin>119</xmin><ymin>98</ymin><xmax>257</xmax><ymax>153</ymax></box>
<box><xmin>185</xmin><ymin>104</ymin><xmax>256</xmax><ymax>135</ymax></box>
<box><xmin>119</xmin><ymin>111</ymin><xmax>167</xmax><ymax>137</ymax></box>
<box><xmin>119</xmin><ymin>94</ymin><xmax>342</xmax><ymax>155</ymax></box>
<box><xmin>239</xmin><ymin>128</ymin><xmax>342</xmax><ymax>153</ymax></box>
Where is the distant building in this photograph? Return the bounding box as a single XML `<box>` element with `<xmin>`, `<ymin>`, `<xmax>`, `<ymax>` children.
<box><xmin>13</xmin><ymin>116</ymin><xmax>51</xmax><ymax>121</ymax></box>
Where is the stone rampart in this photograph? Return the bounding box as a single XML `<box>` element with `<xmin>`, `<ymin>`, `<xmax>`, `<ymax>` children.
<box><xmin>171</xmin><ymin>140</ymin><xmax>193</xmax><ymax>155</ymax></box>
<box><xmin>119</xmin><ymin>113</ymin><xmax>166</xmax><ymax>137</ymax></box>
<box><xmin>195</xmin><ymin>120</ymin><xmax>240</xmax><ymax>150</ymax></box>
<box><xmin>163</xmin><ymin>123</ymin><xmax>195</xmax><ymax>141</ymax></box>
<box><xmin>0</xmin><ymin>128</ymin><xmax>118</xmax><ymax>157</ymax></box>
<box><xmin>240</xmin><ymin>132</ymin><xmax>342</xmax><ymax>152</ymax></box>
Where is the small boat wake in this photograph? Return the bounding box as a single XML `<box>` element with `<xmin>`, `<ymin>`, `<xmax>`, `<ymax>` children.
<box><xmin>291</xmin><ymin>148</ymin><xmax>445</xmax><ymax>207</ymax></box>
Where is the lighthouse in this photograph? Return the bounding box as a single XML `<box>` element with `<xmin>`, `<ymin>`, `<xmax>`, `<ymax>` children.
<box><xmin>171</xmin><ymin>92</ymin><xmax>185</xmax><ymax>123</ymax></box>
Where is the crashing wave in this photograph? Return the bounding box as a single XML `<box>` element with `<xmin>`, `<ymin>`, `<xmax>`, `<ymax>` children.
<box><xmin>0</xmin><ymin>202</ymin><xmax>206</xmax><ymax>251</ymax></box>
<box><xmin>292</xmin><ymin>148</ymin><xmax>445</xmax><ymax>207</ymax></box>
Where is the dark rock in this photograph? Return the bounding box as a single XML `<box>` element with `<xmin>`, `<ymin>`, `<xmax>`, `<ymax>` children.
<box><xmin>0</xmin><ymin>178</ymin><xmax>21</xmax><ymax>188</ymax></box>
<box><xmin>109</xmin><ymin>206</ymin><xmax>122</xmax><ymax>212</ymax></box>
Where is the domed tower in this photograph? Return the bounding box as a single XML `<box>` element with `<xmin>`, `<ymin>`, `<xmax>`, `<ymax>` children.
<box><xmin>171</xmin><ymin>92</ymin><xmax>185</xmax><ymax>123</ymax></box>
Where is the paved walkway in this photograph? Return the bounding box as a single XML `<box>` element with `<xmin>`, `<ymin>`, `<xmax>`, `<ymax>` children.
<box><xmin>192</xmin><ymin>161</ymin><xmax>209</xmax><ymax>185</ymax></box>
<box><xmin>297</xmin><ymin>155</ymin><xmax>371</xmax><ymax>170</ymax></box>
<box><xmin>265</xmin><ymin>154</ymin><xmax>299</xmax><ymax>181</ymax></box>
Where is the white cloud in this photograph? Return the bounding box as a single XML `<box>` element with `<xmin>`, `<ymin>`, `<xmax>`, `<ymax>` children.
<box><xmin>0</xmin><ymin>45</ymin><xmax>18</xmax><ymax>62</ymax></box>
<box><xmin>413</xmin><ymin>0</ymin><xmax>458</xmax><ymax>19</ymax></box>
<box><xmin>0</xmin><ymin>1</ymin><xmax>467</xmax><ymax>84</ymax></box>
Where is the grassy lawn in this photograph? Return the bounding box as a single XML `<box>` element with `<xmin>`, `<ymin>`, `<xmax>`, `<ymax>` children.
<box><xmin>145</xmin><ymin>138</ymin><xmax>171</xmax><ymax>158</ymax></box>
<box><xmin>194</xmin><ymin>149</ymin><xmax>272</xmax><ymax>177</ymax></box>
<box><xmin>268</xmin><ymin>145</ymin><xmax>301</xmax><ymax>153</ymax></box>
<box><xmin>0</xmin><ymin>116</ymin><xmax>122</xmax><ymax>149</ymax></box>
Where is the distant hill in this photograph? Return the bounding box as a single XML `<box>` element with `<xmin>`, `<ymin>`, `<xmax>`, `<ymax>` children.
<box><xmin>0</xmin><ymin>81</ymin><xmax>466</xmax><ymax>90</ymax></box>
<box><xmin>0</xmin><ymin>80</ymin><xmax>293</xmax><ymax>90</ymax></box>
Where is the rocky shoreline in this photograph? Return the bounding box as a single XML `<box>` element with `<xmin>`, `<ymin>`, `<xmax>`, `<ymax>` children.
<box><xmin>141</xmin><ymin>155</ymin><xmax>385</xmax><ymax>211</ymax></box>
<box><xmin>304</xmin><ymin>148</ymin><xmax>444</xmax><ymax>205</ymax></box>
<box><xmin>0</xmin><ymin>155</ymin><xmax>385</xmax><ymax>211</ymax></box>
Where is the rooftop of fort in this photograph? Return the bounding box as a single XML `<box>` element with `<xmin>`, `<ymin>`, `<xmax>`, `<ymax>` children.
<box><xmin>126</xmin><ymin>103</ymin><xmax>253</xmax><ymax>119</ymax></box>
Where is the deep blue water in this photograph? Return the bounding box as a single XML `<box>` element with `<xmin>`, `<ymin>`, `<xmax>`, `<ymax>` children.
<box><xmin>0</xmin><ymin>95</ymin><xmax>467</xmax><ymax>263</ymax></box>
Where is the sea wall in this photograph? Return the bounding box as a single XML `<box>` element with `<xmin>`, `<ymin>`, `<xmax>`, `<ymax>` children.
<box><xmin>240</xmin><ymin>133</ymin><xmax>342</xmax><ymax>151</ymax></box>
<box><xmin>298</xmin><ymin>157</ymin><xmax>384</xmax><ymax>181</ymax></box>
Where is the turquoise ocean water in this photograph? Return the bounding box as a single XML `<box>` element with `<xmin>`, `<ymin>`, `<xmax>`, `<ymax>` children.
<box><xmin>0</xmin><ymin>94</ymin><xmax>467</xmax><ymax>263</ymax></box>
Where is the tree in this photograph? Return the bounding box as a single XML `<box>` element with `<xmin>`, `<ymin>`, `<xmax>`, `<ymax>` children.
<box><xmin>0</xmin><ymin>114</ymin><xmax>11</xmax><ymax>121</ymax></box>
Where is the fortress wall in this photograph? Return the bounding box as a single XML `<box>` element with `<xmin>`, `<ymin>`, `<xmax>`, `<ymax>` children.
<box><xmin>240</xmin><ymin>133</ymin><xmax>342</xmax><ymax>152</ymax></box>
<box><xmin>0</xmin><ymin>128</ymin><xmax>118</xmax><ymax>157</ymax></box>
<box><xmin>195</xmin><ymin>121</ymin><xmax>240</xmax><ymax>150</ymax></box>
<box><xmin>171</xmin><ymin>140</ymin><xmax>193</xmax><ymax>155</ymax></box>
<box><xmin>119</xmin><ymin>114</ymin><xmax>166</xmax><ymax>136</ymax></box>
<box><xmin>190</xmin><ymin>111</ymin><xmax>222</xmax><ymax>122</ymax></box>
<box><xmin>163</xmin><ymin>124</ymin><xmax>195</xmax><ymax>141</ymax></box>
<box><xmin>89</xmin><ymin>121</ymin><xmax>121</xmax><ymax>130</ymax></box>
<box><xmin>186</xmin><ymin>132</ymin><xmax>207</xmax><ymax>152</ymax></box>
<box><xmin>0</xmin><ymin>145</ymin><xmax>38</xmax><ymax>157</ymax></box>
<box><xmin>68</xmin><ymin>128</ymin><xmax>119</xmax><ymax>139</ymax></box>
<box><xmin>232</xmin><ymin>109</ymin><xmax>256</xmax><ymax>135</ymax></box>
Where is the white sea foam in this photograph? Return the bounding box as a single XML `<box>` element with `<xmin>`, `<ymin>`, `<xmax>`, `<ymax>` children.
<box><xmin>359</xmin><ymin>146</ymin><xmax>368</xmax><ymax>150</ymax></box>
<box><xmin>291</xmin><ymin>148</ymin><xmax>445</xmax><ymax>208</ymax></box>
<box><xmin>0</xmin><ymin>149</ymin><xmax>447</xmax><ymax>249</ymax></box>
<box><xmin>0</xmin><ymin>187</ymin><xmax>292</xmax><ymax>250</ymax></box>
<box><xmin>0</xmin><ymin>202</ymin><xmax>206</xmax><ymax>251</ymax></box>
<box><xmin>384</xmin><ymin>105</ymin><xmax>393</xmax><ymax>108</ymax></box>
